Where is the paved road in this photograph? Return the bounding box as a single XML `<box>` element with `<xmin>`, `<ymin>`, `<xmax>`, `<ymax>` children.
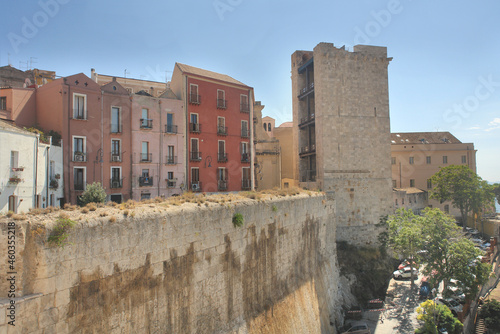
<box><xmin>361</xmin><ymin>274</ymin><xmax>423</xmax><ymax>334</ymax></box>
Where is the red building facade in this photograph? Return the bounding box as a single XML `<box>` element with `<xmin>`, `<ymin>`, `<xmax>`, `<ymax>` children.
<box><xmin>171</xmin><ymin>63</ymin><xmax>254</xmax><ymax>192</ymax></box>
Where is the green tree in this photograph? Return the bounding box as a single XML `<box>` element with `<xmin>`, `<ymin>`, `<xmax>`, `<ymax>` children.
<box><xmin>493</xmin><ymin>183</ymin><xmax>500</xmax><ymax>206</ymax></box>
<box><xmin>386</xmin><ymin>208</ymin><xmax>423</xmax><ymax>289</ymax></box>
<box><xmin>416</xmin><ymin>299</ymin><xmax>463</xmax><ymax>334</ymax></box>
<box><xmin>471</xmin><ymin>181</ymin><xmax>496</xmax><ymax>221</ymax></box>
<box><xmin>479</xmin><ymin>299</ymin><xmax>500</xmax><ymax>332</ymax></box>
<box><xmin>430</xmin><ymin>165</ymin><xmax>481</xmax><ymax>228</ymax></box>
<box><xmin>79</xmin><ymin>182</ymin><xmax>106</xmax><ymax>206</ymax></box>
<box><xmin>419</xmin><ymin>208</ymin><xmax>491</xmax><ymax>298</ymax></box>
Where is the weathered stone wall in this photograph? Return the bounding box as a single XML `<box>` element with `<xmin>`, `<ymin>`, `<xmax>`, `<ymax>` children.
<box><xmin>0</xmin><ymin>193</ymin><xmax>342</xmax><ymax>333</ymax></box>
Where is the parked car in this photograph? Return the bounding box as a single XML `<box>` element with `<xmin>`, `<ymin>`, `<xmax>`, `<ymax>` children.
<box><xmin>341</xmin><ymin>322</ymin><xmax>371</xmax><ymax>334</ymax></box>
<box><xmin>435</xmin><ymin>297</ymin><xmax>463</xmax><ymax>316</ymax></box>
<box><xmin>393</xmin><ymin>267</ymin><xmax>419</xmax><ymax>279</ymax></box>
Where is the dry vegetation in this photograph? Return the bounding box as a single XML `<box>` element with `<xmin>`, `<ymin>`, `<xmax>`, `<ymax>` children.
<box><xmin>0</xmin><ymin>187</ymin><xmax>317</xmax><ymax>223</ymax></box>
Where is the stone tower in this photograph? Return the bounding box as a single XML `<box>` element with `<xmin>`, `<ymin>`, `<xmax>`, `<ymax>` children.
<box><xmin>291</xmin><ymin>42</ymin><xmax>394</xmax><ymax>245</ymax></box>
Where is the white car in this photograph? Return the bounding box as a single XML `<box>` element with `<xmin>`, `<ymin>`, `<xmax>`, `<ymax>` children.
<box><xmin>435</xmin><ymin>297</ymin><xmax>463</xmax><ymax>316</ymax></box>
<box><xmin>341</xmin><ymin>322</ymin><xmax>371</xmax><ymax>334</ymax></box>
<box><xmin>393</xmin><ymin>267</ymin><xmax>419</xmax><ymax>279</ymax></box>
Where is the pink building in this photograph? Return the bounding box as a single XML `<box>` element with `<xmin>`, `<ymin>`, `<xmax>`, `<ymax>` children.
<box><xmin>130</xmin><ymin>90</ymin><xmax>184</xmax><ymax>201</ymax></box>
<box><xmin>35</xmin><ymin>73</ymin><xmax>133</xmax><ymax>204</ymax></box>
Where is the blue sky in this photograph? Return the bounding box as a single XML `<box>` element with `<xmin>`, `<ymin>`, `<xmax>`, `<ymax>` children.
<box><xmin>1</xmin><ymin>0</ymin><xmax>499</xmax><ymax>182</ymax></box>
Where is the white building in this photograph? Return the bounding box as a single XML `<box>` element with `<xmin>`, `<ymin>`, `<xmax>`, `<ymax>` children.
<box><xmin>0</xmin><ymin>120</ymin><xmax>63</xmax><ymax>213</ymax></box>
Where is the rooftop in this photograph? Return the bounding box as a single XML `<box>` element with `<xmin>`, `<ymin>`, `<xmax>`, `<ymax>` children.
<box><xmin>390</xmin><ymin>132</ymin><xmax>461</xmax><ymax>145</ymax></box>
<box><xmin>175</xmin><ymin>63</ymin><xmax>249</xmax><ymax>87</ymax></box>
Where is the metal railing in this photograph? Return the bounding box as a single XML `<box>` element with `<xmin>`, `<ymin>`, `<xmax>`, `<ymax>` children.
<box><xmin>189</xmin><ymin>93</ymin><xmax>201</xmax><ymax>104</ymax></box>
<box><xmin>73</xmin><ymin>152</ymin><xmax>87</xmax><ymax>162</ymax></box>
<box><xmin>217</xmin><ymin>126</ymin><xmax>228</xmax><ymax>136</ymax></box>
<box><xmin>218</xmin><ymin>153</ymin><xmax>227</xmax><ymax>162</ymax></box>
<box><xmin>189</xmin><ymin>123</ymin><xmax>201</xmax><ymax>133</ymax></box>
<box><xmin>140</xmin><ymin>119</ymin><xmax>153</xmax><ymax>129</ymax></box>
<box><xmin>240</xmin><ymin>103</ymin><xmax>250</xmax><ymax>113</ymax></box>
<box><xmin>242</xmin><ymin>179</ymin><xmax>251</xmax><ymax>190</ymax></box>
<box><xmin>110</xmin><ymin>178</ymin><xmax>123</xmax><ymax>189</ymax></box>
<box><xmin>165</xmin><ymin>124</ymin><xmax>178</xmax><ymax>134</ymax></box>
<box><xmin>241</xmin><ymin>153</ymin><xmax>250</xmax><ymax>162</ymax></box>
<box><xmin>140</xmin><ymin>153</ymin><xmax>152</xmax><ymax>162</ymax></box>
<box><xmin>300</xmin><ymin>170</ymin><xmax>316</xmax><ymax>182</ymax></box>
<box><xmin>139</xmin><ymin>176</ymin><xmax>153</xmax><ymax>187</ymax></box>
<box><xmin>241</xmin><ymin>128</ymin><xmax>249</xmax><ymax>138</ymax></box>
<box><xmin>165</xmin><ymin>156</ymin><xmax>177</xmax><ymax>165</ymax></box>
<box><xmin>190</xmin><ymin>151</ymin><xmax>202</xmax><ymax>161</ymax></box>
<box><xmin>218</xmin><ymin>180</ymin><xmax>228</xmax><ymax>191</ymax></box>
<box><xmin>217</xmin><ymin>99</ymin><xmax>227</xmax><ymax>109</ymax></box>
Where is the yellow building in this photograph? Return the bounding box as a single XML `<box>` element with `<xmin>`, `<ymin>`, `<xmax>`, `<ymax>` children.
<box><xmin>274</xmin><ymin>122</ymin><xmax>298</xmax><ymax>188</ymax></box>
<box><xmin>391</xmin><ymin>131</ymin><xmax>476</xmax><ymax>217</ymax></box>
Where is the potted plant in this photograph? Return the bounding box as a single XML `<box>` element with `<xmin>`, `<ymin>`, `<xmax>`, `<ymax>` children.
<box><xmin>55</xmin><ymin>173</ymin><xmax>61</xmax><ymax>179</ymax></box>
<box><xmin>50</xmin><ymin>179</ymin><xmax>59</xmax><ymax>189</ymax></box>
<box><xmin>9</xmin><ymin>177</ymin><xmax>21</xmax><ymax>183</ymax></box>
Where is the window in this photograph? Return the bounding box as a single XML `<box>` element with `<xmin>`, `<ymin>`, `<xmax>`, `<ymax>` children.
<box><xmin>191</xmin><ymin>138</ymin><xmax>200</xmax><ymax>161</ymax></box>
<box><xmin>111</xmin><ymin>107</ymin><xmax>121</xmax><ymax>133</ymax></box>
<box><xmin>395</xmin><ymin>199</ymin><xmax>398</xmax><ymax>206</ymax></box>
<box><xmin>50</xmin><ymin>194</ymin><xmax>55</xmax><ymax>207</ymax></box>
<box><xmin>73</xmin><ymin>136</ymin><xmax>86</xmax><ymax>162</ymax></box>
<box><xmin>267</xmin><ymin>123</ymin><xmax>271</xmax><ymax>132</ymax></box>
<box><xmin>110</xmin><ymin>194</ymin><xmax>122</xmax><ymax>203</ymax></box>
<box><xmin>167</xmin><ymin>171</ymin><xmax>175</xmax><ymax>188</ymax></box>
<box><xmin>74</xmin><ymin>167</ymin><xmax>85</xmax><ymax>191</ymax></box>
<box><xmin>240</xmin><ymin>94</ymin><xmax>249</xmax><ymax>112</ymax></box>
<box><xmin>241</xmin><ymin>120</ymin><xmax>249</xmax><ymax>138</ymax></box>
<box><xmin>141</xmin><ymin>193</ymin><xmax>151</xmax><ymax>200</ymax></box>
<box><xmin>0</xmin><ymin>96</ymin><xmax>6</xmax><ymax>110</ymax></box>
<box><xmin>444</xmin><ymin>204</ymin><xmax>449</xmax><ymax>213</ymax></box>
<box><xmin>166</xmin><ymin>113</ymin><xmax>176</xmax><ymax>133</ymax></box>
<box><xmin>191</xmin><ymin>168</ymin><xmax>200</xmax><ymax>191</ymax></box>
<box><xmin>140</xmin><ymin>108</ymin><xmax>152</xmax><ymax>129</ymax></box>
<box><xmin>218</xmin><ymin>140</ymin><xmax>227</xmax><ymax>162</ymax></box>
<box><xmin>410</xmin><ymin>179</ymin><xmax>415</xmax><ymax>187</ymax></box>
<box><xmin>217</xmin><ymin>90</ymin><xmax>226</xmax><ymax>109</ymax></box>
<box><xmin>167</xmin><ymin>171</ymin><xmax>174</xmax><ymax>180</ymax></box>
<box><xmin>10</xmin><ymin>151</ymin><xmax>19</xmax><ymax>168</ymax></box>
<box><xmin>189</xmin><ymin>84</ymin><xmax>200</xmax><ymax>104</ymax></box>
<box><xmin>241</xmin><ymin>142</ymin><xmax>249</xmax><ymax>162</ymax></box>
<box><xmin>217</xmin><ymin>117</ymin><xmax>226</xmax><ymax>135</ymax></box>
<box><xmin>284</xmin><ymin>182</ymin><xmax>289</xmax><ymax>188</ymax></box>
<box><xmin>263</xmin><ymin>123</ymin><xmax>267</xmax><ymax>131</ymax></box>
<box><xmin>426</xmin><ymin>156</ymin><xmax>431</xmax><ymax>164</ymax></box>
<box><xmin>218</xmin><ymin>168</ymin><xmax>227</xmax><ymax>190</ymax></box>
<box><xmin>391</xmin><ymin>157</ymin><xmax>396</xmax><ymax>165</ymax></box>
<box><xmin>139</xmin><ymin>169</ymin><xmax>152</xmax><ymax>187</ymax></box>
<box><xmin>141</xmin><ymin>142</ymin><xmax>150</xmax><ymax>162</ymax></box>
<box><xmin>462</xmin><ymin>155</ymin><xmax>467</xmax><ymax>164</ymax></box>
<box><xmin>409</xmin><ymin>157</ymin><xmax>414</xmax><ymax>165</ymax></box>
<box><xmin>427</xmin><ymin>179</ymin><xmax>432</xmax><ymax>189</ymax></box>
<box><xmin>443</xmin><ymin>156</ymin><xmax>448</xmax><ymax>164</ymax></box>
<box><xmin>242</xmin><ymin>167</ymin><xmax>251</xmax><ymax>190</ymax></box>
<box><xmin>402</xmin><ymin>198</ymin><xmax>405</xmax><ymax>205</ymax></box>
<box><xmin>73</xmin><ymin>93</ymin><xmax>86</xmax><ymax>119</ymax></box>
<box><xmin>167</xmin><ymin>145</ymin><xmax>175</xmax><ymax>164</ymax></box>
<box><xmin>111</xmin><ymin>139</ymin><xmax>121</xmax><ymax>161</ymax></box>
<box><xmin>49</xmin><ymin>161</ymin><xmax>55</xmax><ymax>179</ymax></box>
<box><xmin>392</xmin><ymin>180</ymin><xmax>397</xmax><ymax>188</ymax></box>
<box><xmin>111</xmin><ymin>167</ymin><xmax>122</xmax><ymax>188</ymax></box>
<box><xmin>190</xmin><ymin>113</ymin><xmax>200</xmax><ymax>133</ymax></box>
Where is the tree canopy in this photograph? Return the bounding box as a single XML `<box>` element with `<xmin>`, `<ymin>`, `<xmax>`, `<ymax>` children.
<box><xmin>430</xmin><ymin>165</ymin><xmax>494</xmax><ymax>227</ymax></box>
<box><xmin>479</xmin><ymin>299</ymin><xmax>500</xmax><ymax>332</ymax></box>
<box><xmin>416</xmin><ymin>299</ymin><xmax>463</xmax><ymax>334</ymax></box>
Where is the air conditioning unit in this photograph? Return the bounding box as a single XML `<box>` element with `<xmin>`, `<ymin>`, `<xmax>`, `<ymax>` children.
<box><xmin>112</xmin><ymin>181</ymin><xmax>120</xmax><ymax>188</ymax></box>
<box><xmin>112</xmin><ymin>155</ymin><xmax>120</xmax><ymax>162</ymax></box>
<box><xmin>192</xmin><ymin>183</ymin><xmax>199</xmax><ymax>191</ymax></box>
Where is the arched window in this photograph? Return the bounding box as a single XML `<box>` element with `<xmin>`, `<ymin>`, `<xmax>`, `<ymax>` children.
<box><xmin>263</xmin><ymin>123</ymin><xmax>267</xmax><ymax>131</ymax></box>
<box><xmin>268</xmin><ymin>123</ymin><xmax>271</xmax><ymax>132</ymax></box>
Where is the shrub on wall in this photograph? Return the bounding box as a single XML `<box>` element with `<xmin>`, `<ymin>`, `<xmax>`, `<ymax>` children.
<box><xmin>232</xmin><ymin>213</ymin><xmax>244</xmax><ymax>227</ymax></box>
<box><xmin>48</xmin><ymin>217</ymin><xmax>76</xmax><ymax>247</ymax></box>
<box><xmin>79</xmin><ymin>182</ymin><xmax>106</xmax><ymax>206</ymax></box>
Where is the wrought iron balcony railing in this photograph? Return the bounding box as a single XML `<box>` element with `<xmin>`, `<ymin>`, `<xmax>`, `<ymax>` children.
<box><xmin>242</xmin><ymin>179</ymin><xmax>251</xmax><ymax>190</ymax></box>
<box><xmin>140</xmin><ymin>119</ymin><xmax>153</xmax><ymax>129</ymax></box>
<box><xmin>190</xmin><ymin>151</ymin><xmax>202</xmax><ymax>161</ymax></box>
<box><xmin>217</xmin><ymin>99</ymin><xmax>227</xmax><ymax>109</ymax></box>
<box><xmin>189</xmin><ymin>93</ymin><xmax>201</xmax><ymax>104</ymax></box>
<box><xmin>218</xmin><ymin>180</ymin><xmax>228</xmax><ymax>191</ymax></box>
<box><xmin>110</xmin><ymin>178</ymin><xmax>123</xmax><ymax>189</ymax></box>
<box><xmin>165</xmin><ymin>156</ymin><xmax>177</xmax><ymax>165</ymax></box>
<box><xmin>140</xmin><ymin>153</ymin><xmax>152</xmax><ymax>162</ymax></box>
<box><xmin>165</xmin><ymin>124</ymin><xmax>178</xmax><ymax>134</ymax></box>
<box><xmin>189</xmin><ymin>123</ymin><xmax>201</xmax><ymax>133</ymax></box>
<box><xmin>139</xmin><ymin>176</ymin><xmax>153</xmax><ymax>187</ymax></box>
<box><xmin>217</xmin><ymin>126</ymin><xmax>228</xmax><ymax>136</ymax></box>
<box><xmin>218</xmin><ymin>153</ymin><xmax>227</xmax><ymax>162</ymax></box>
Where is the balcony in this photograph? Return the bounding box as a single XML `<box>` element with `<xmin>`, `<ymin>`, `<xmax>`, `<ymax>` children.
<box><xmin>110</xmin><ymin>178</ymin><xmax>123</xmax><ymax>189</ymax></box>
<box><xmin>241</xmin><ymin>128</ymin><xmax>249</xmax><ymax>138</ymax></box>
<box><xmin>166</xmin><ymin>178</ymin><xmax>177</xmax><ymax>188</ymax></box>
<box><xmin>217</xmin><ymin>125</ymin><xmax>228</xmax><ymax>136</ymax></box>
<box><xmin>165</xmin><ymin>124</ymin><xmax>178</xmax><ymax>134</ymax></box>
<box><xmin>218</xmin><ymin>180</ymin><xmax>228</xmax><ymax>191</ymax></box>
<box><xmin>299</xmin><ymin>144</ymin><xmax>316</xmax><ymax>157</ymax></box>
<box><xmin>74</xmin><ymin>182</ymin><xmax>84</xmax><ymax>191</ymax></box>
<box><xmin>139</xmin><ymin>176</ymin><xmax>153</xmax><ymax>187</ymax></box>
<box><xmin>111</xmin><ymin>123</ymin><xmax>122</xmax><ymax>133</ymax></box>
<box><xmin>191</xmin><ymin>182</ymin><xmax>202</xmax><ymax>192</ymax></box>
<box><xmin>217</xmin><ymin>99</ymin><xmax>227</xmax><ymax>109</ymax></box>
<box><xmin>140</xmin><ymin>119</ymin><xmax>153</xmax><ymax>129</ymax></box>
<box><xmin>242</xmin><ymin>179</ymin><xmax>251</xmax><ymax>190</ymax></box>
<box><xmin>189</xmin><ymin>123</ymin><xmax>201</xmax><ymax>133</ymax></box>
<box><xmin>190</xmin><ymin>151</ymin><xmax>202</xmax><ymax>161</ymax></box>
<box><xmin>73</xmin><ymin>152</ymin><xmax>87</xmax><ymax>162</ymax></box>
<box><xmin>240</xmin><ymin>103</ymin><xmax>250</xmax><ymax>113</ymax></box>
<box><xmin>8</xmin><ymin>177</ymin><xmax>22</xmax><ymax>183</ymax></box>
<box><xmin>49</xmin><ymin>178</ymin><xmax>59</xmax><ymax>189</ymax></box>
<box><xmin>298</xmin><ymin>82</ymin><xmax>314</xmax><ymax>100</ymax></box>
<box><xmin>110</xmin><ymin>153</ymin><xmax>122</xmax><ymax>162</ymax></box>
<box><xmin>300</xmin><ymin>170</ymin><xmax>316</xmax><ymax>182</ymax></box>
<box><xmin>189</xmin><ymin>93</ymin><xmax>201</xmax><ymax>105</ymax></box>
<box><xmin>72</xmin><ymin>110</ymin><xmax>87</xmax><ymax>120</ymax></box>
<box><xmin>218</xmin><ymin>153</ymin><xmax>228</xmax><ymax>162</ymax></box>
<box><xmin>140</xmin><ymin>153</ymin><xmax>152</xmax><ymax>162</ymax></box>
<box><xmin>241</xmin><ymin>153</ymin><xmax>250</xmax><ymax>163</ymax></box>
<box><xmin>165</xmin><ymin>156</ymin><xmax>177</xmax><ymax>165</ymax></box>
<box><xmin>298</xmin><ymin>113</ymin><xmax>315</xmax><ymax>128</ymax></box>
